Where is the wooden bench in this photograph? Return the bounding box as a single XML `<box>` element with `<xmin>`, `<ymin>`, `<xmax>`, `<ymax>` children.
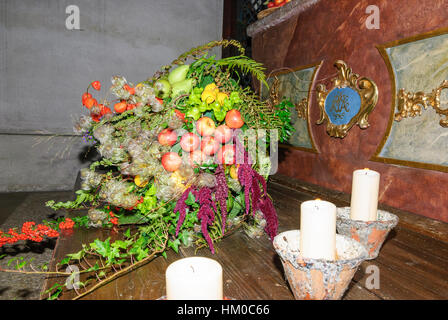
<box><xmin>41</xmin><ymin>176</ymin><xmax>448</xmax><ymax>300</ymax></box>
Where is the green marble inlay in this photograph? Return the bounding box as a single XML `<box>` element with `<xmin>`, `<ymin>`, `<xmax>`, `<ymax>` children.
<box><xmin>261</xmin><ymin>66</ymin><xmax>317</xmax><ymax>150</ymax></box>
<box><xmin>379</xmin><ymin>33</ymin><xmax>448</xmax><ymax>166</ymax></box>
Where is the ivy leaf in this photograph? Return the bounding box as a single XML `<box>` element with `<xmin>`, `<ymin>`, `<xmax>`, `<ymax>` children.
<box><xmin>58</xmin><ymin>257</ymin><xmax>71</xmax><ymax>266</ymax></box>
<box><xmin>179</xmin><ymin>231</ymin><xmax>191</xmax><ymax>246</ymax></box>
<box><xmin>185</xmin><ymin>191</ymin><xmax>196</xmax><ymax>206</ymax></box>
<box><xmin>93</xmin><ymin>238</ymin><xmax>111</xmax><ymax>257</ymax></box>
<box><xmin>85</xmin><ymin>262</ymin><xmax>100</xmax><ymax>272</ymax></box>
<box><xmin>46</xmin><ymin>285</ymin><xmax>63</xmax><ymax>300</ymax></box>
<box><xmin>146</xmin><ymin>183</ymin><xmax>157</xmax><ymax>196</ymax></box>
<box><xmin>168</xmin><ymin>239</ymin><xmax>181</xmax><ymax>253</ymax></box>
<box><xmin>118</xmin><ymin>213</ymin><xmax>149</xmax><ymax>225</ymax></box>
<box><xmin>112</xmin><ymin>240</ymin><xmax>131</xmax><ymax>250</ymax></box>
<box><xmin>67</xmin><ymin>250</ymin><xmax>84</xmax><ymax>261</ymax></box>
<box><xmin>124</xmin><ymin>228</ymin><xmax>131</xmax><ymax>238</ymax></box>
<box><xmin>16</xmin><ymin>260</ymin><xmax>27</xmax><ymax>270</ymax></box>
<box><xmin>7</xmin><ymin>257</ymin><xmax>17</xmax><ymax>267</ymax></box>
<box><xmin>135</xmin><ymin>248</ymin><xmax>149</xmax><ymax>261</ymax></box>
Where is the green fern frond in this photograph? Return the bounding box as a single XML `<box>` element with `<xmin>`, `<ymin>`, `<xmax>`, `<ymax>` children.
<box><xmin>217</xmin><ymin>55</ymin><xmax>269</xmax><ymax>89</ymax></box>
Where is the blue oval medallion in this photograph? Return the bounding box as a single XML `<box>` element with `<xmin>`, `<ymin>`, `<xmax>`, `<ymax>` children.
<box><xmin>324</xmin><ymin>87</ymin><xmax>361</xmax><ymax>125</ymax></box>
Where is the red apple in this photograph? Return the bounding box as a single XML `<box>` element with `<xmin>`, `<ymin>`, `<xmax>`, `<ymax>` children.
<box><xmin>158</xmin><ymin>129</ymin><xmax>177</xmax><ymax>147</ymax></box>
<box><xmin>201</xmin><ymin>136</ymin><xmax>220</xmax><ymax>156</ymax></box>
<box><xmin>180</xmin><ymin>132</ymin><xmax>200</xmax><ymax>152</ymax></box>
<box><xmin>196</xmin><ymin>116</ymin><xmax>216</xmax><ymax>136</ymax></box>
<box><xmin>161</xmin><ymin>152</ymin><xmax>182</xmax><ymax>172</ymax></box>
<box><xmin>189</xmin><ymin>149</ymin><xmax>207</xmax><ymax>167</ymax></box>
<box><xmin>214</xmin><ymin>124</ymin><xmax>233</xmax><ymax>144</ymax></box>
<box><xmin>225</xmin><ymin>109</ymin><xmax>244</xmax><ymax>129</ymax></box>
<box><xmin>217</xmin><ymin>145</ymin><xmax>236</xmax><ymax>165</ymax></box>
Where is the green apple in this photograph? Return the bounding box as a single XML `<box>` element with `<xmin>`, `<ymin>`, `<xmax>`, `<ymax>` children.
<box><xmin>155</xmin><ymin>79</ymin><xmax>171</xmax><ymax>99</ymax></box>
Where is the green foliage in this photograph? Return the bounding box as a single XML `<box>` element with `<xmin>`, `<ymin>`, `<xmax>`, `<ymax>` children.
<box><xmin>216</xmin><ymin>55</ymin><xmax>269</xmax><ymax>89</ymax></box>
<box><xmin>44</xmin><ymin>283</ymin><xmax>64</xmax><ymax>300</ymax></box>
<box><xmin>274</xmin><ymin>99</ymin><xmax>296</xmax><ymax>143</ymax></box>
<box><xmin>45</xmin><ymin>190</ymin><xmax>95</xmax><ymax>211</ymax></box>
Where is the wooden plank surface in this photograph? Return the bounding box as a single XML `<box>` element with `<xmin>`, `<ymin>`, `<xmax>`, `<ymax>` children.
<box><xmin>41</xmin><ymin>179</ymin><xmax>448</xmax><ymax>300</ymax></box>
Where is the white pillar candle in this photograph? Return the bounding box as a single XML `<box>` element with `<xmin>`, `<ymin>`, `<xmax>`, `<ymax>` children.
<box><xmin>165</xmin><ymin>257</ymin><xmax>223</xmax><ymax>300</ymax></box>
<box><xmin>300</xmin><ymin>199</ymin><xmax>336</xmax><ymax>261</ymax></box>
<box><xmin>350</xmin><ymin>168</ymin><xmax>380</xmax><ymax>221</ymax></box>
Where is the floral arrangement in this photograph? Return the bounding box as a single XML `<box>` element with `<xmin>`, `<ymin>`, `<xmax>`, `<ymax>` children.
<box><xmin>0</xmin><ymin>40</ymin><xmax>294</xmax><ymax>299</ymax></box>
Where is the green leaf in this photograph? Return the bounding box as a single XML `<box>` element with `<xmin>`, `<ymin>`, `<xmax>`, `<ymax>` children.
<box><xmin>199</xmin><ymin>75</ymin><xmax>214</xmax><ymax>88</ymax></box>
<box><xmin>135</xmin><ymin>248</ymin><xmax>149</xmax><ymax>261</ymax></box>
<box><xmin>16</xmin><ymin>260</ymin><xmax>27</xmax><ymax>270</ymax></box>
<box><xmin>93</xmin><ymin>238</ymin><xmax>111</xmax><ymax>257</ymax></box>
<box><xmin>179</xmin><ymin>231</ymin><xmax>191</xmax><ymax>246</ymax></box>
<box><xmin>168</xmin><ymin>239</ymin><xmax>181</xmax><ymax>253</ymax></box>
<box><xmin>118</xmin><ymin>213</ymin><xmax>150</xmax><ymax>225</ymax></box>
<box><xmin>185</xmin><ymin>191</ymin><xmax>196</xmax><ymax>206</ymax></box>
<box><xmin>85</xmin><ymin>262</ymin><xmax>100</xmax><ymax>272</ymax></box>
<box><xmin>67</xmin><ymin>250</ymin><xmax>84</xmax><ymax>261</ymax></box>
<box><xmin>124</xmin><ymin>228</ymin><xmax>131</xmax><ymax>238</ymax></box>
<box><xmin>7</xmin><ymin>257</ymin><xmax>17</xmax><ymax>267</ymax></box>
<box><xmin>58</xmin><ymin>257</ymin><xmax>71</xmax><ymax>266</ymax></box>
<box><xmin>146</xmin><ymin>183</ymin><xmax>157</xmax><ymax>196</ymax></box>
<box><xmin>111</xmin><ymin>240</ymin><xmax>131</xmax><ymax>250</ymax></box>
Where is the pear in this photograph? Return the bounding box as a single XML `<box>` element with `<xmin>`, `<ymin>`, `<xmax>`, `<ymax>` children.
<box><xmin>171</xmin><ymin>78</ymin><xmax>194</xmax><ymax>98</ymax></box>
<box><xmin>168</xmin><ymin>65</ymin><xmax>190</xmax><ymax>85</ymax></box>
<box><xmin>155</xmin><ymin>79</ymin><xmax>171</xmax><ymax>99</ymax></box>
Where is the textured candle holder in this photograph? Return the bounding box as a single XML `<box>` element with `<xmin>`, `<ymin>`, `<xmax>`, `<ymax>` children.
<box><xmin>336</xmin><ymin>207</ymin><xmax>399</xmax><ymax>260</ymax></box>
<box><xmin>273</xmin><ymin>230</ymin><xmax>368</xmax><ymax>300</ymax></box>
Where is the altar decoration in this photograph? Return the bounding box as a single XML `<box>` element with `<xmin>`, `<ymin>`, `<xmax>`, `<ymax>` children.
<box><xmin>0</xmin><ymin>40</ymin><xmax>294</xmax><ymax>300</ymax></box>
<box><xmin>316</xmin><ymin>60</ymin><xmax>378</xmax><ymax>138</ymax></box>
<box><xmin>338</xmin><ymin>169</ymin><xmax>398</xmax><ymax>259</ymax></box>
<box><xmin>165</xmin><ymin>257</ymin><xmax>223</xmax><ymax>300</ymax></box>
<box><xmin>273</xmin><ymin>230</ymin><xmax>368</xmax><ymax>300</ymax></box>
<box><xmin>336</xmin><ymin>207</ymin><xmax>398</xmax><ymax>260</ymax></box>
<box><xmin>350</xmin><ymin>168</ymin><xmax>380</xmax><ymax>221</ymax></box>
<box><xmin>372</xmin><ymin>29</ymin><xmax>448</xmax><ymax>172</ymax></box>
<box><xmin>299</xmin><ymin>199</ymin><xmax>336</xmax><ymax>260</ymax></box>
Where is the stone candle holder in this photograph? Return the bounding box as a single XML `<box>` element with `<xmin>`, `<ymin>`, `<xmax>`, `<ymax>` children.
<box><xmin>336</xmin><ymin>207</ymin><xmax>399</xmax><ymax>260</ymax></box>
<box><xmin>273</xmin><ymin>230</ymin><xmax>368</xmax><ymax>300</ymax></box>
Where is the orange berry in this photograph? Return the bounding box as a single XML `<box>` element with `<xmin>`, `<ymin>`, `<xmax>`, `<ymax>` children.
<box><xmin>82</xmin><ymin>92</ymin><xmax>92</xmax><ymax>105</ymax></box>
<box><xmin>114</xmin><ymin>101</ymin><xmax>127</xmax><ymax>113</ymax></box>
<box><xmin>84</xmin><ymin>97</ymin><xmax>98</xmax><ymax>109</ymax></box>
<box><xmin>123</xmin><ymin>84</ymin><xmax>135</xmax><ymax>95</ymax></box>
<box><xmin>91</xmin><ymin>81</ymin><xmax>101</xmax><ymax>91</ymax></box>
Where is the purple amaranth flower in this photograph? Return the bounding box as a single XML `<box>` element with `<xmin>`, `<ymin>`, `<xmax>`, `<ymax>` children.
<box><xmin>215</xmin><ymin>164</ymin><xmax>229</xmax><ymax>232</ymax></box>
<box><xmin>193</xmin><ymin>187</ymin><xmax>216</xmax><ymax>254</ymax></box>
<box><xmin>233</xmin><ymin>134</ymin><xmax>279</xmax><ymax>241</ymax></box>
<box><xmin>258</xmin><ymin>196</ymin><xmax>278</xmax><ymax>241</ymax></box>
<box><xmin>174</xmin><ymin>187</ymin><xmax>193</xmax><ymax>236</ymax></box>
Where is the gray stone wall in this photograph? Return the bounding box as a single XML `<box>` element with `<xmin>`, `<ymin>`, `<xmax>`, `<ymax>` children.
<box><xmin>0</xmin><ymin>0</ymin><xmax>223</xmax><ymax>191</ymax></box>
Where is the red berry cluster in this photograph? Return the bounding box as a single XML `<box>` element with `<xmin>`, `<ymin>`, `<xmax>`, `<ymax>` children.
<box><xmin>0</xmin><ymin>221</ymin><xmax>59</xmax><ymax>248</ymax></box>
<box><xmin>108</xmin><ymin>211</ymin><xmax>118</xmax><ymax>225</ymax></box>
<box><xmin>59</xmin><ymin>218</ymin><xmax>75</xmax><ymax>230</ymax></box>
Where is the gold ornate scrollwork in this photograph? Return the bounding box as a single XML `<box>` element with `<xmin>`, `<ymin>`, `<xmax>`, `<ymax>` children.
<box><xmin>395</xmin><ymin>80</ymin><xmax>448</xmax><ymax>128</ymax></box>
<box><xmin>268</xmin><ymin>76</ymin><xmax>280</xmax><ymax>107</ymax></box>
<box><xmin>295</xmin><ymin>98</ymin><xmax>308</xmax><ymax>119</ymax></box>
<box><xmin>316</xmin><ymin>60</ymin><xmax>378</xmax><ymax>138</ymax></box>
